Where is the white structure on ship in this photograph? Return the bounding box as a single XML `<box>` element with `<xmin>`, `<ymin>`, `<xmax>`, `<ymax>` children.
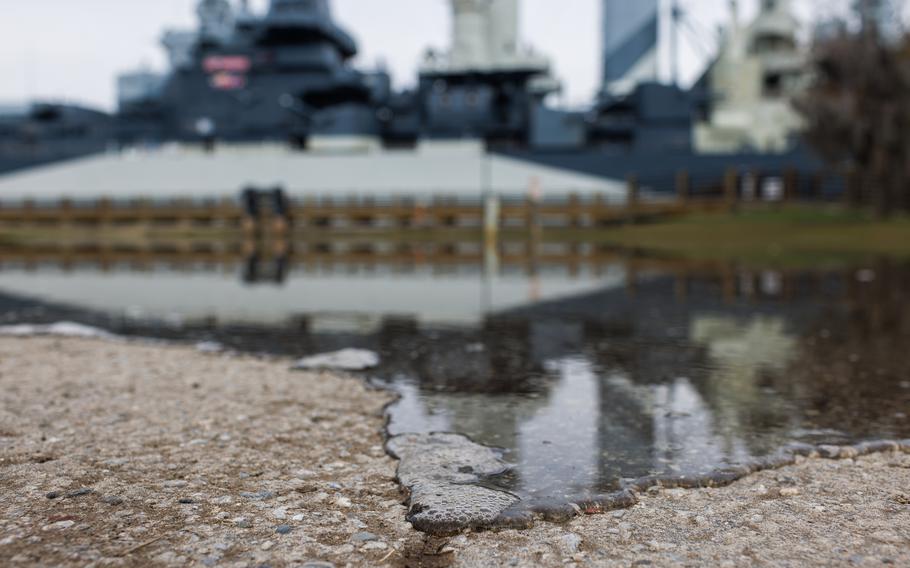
<box><xmin>695</xmin><ymin>0</ymin><xmax>809</xmax><ymax>154</ymax></box>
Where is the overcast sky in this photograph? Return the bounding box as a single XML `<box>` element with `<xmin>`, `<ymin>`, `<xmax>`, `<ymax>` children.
<box><xmin>0</xmin><ymin>0</ymin><xmax>841</xmax><ymax>111</ymax></box>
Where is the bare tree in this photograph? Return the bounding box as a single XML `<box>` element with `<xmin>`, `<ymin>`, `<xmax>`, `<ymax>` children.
<box><xmin>798</xmin><ymin>0</ymin><xmax>910</xmax><ymax>217</ymax></box>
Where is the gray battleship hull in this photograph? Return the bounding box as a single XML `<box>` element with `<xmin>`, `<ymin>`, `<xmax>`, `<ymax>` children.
<box><xmin>0</xmin><ymin>141</ymin><xmax>830</xmax><ymax>202</ymax></box>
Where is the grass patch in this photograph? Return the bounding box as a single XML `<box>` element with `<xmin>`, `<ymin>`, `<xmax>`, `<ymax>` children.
<box><xmin>590</xmin><ymin>205</ymin><xmax>910</xmax><ymax>266</ymax></box>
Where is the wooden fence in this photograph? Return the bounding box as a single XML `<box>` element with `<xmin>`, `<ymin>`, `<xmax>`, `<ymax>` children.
<box><xmin>0</xmin><ymin>167</ymin><xmax>844</xmax><ymax>243</ymax></box>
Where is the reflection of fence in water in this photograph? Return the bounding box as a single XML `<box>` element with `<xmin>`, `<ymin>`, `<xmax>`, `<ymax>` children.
<box><xmin>0</xmin><ymin>239</ymin><xmax>885</xmax><ymax>308</ymax></box>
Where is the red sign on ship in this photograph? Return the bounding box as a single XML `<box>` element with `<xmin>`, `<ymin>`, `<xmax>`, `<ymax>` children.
<box><xmin>203</xmin><ymin>55</ymin><xmax>252</xmax><ymax>74</ymax></box>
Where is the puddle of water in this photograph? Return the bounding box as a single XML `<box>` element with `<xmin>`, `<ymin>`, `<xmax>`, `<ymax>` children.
<box><xmin>1</xmin><ymin>252</ymin><xmax>908</xmax><ymax>521</ymax></box>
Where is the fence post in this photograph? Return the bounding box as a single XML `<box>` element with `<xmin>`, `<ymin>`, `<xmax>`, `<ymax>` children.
<box><xmin>98</xmin><ymin>197</ymin><xmax>112</xmax><ymax>228</ymax></box>
<box><xmin>22</xmin><ymin>199</ymin><xmax>35</xmax><ymax>226</ymax></box>
<box><xmin>809</xmin><ymin>173</ymin><xmax>823</xmax><ymax>201</ymax></box>
<box><xmin>845</xmin><ymin>169</ymin><xmax>862</xmax><ymax>209</ymax></box>
<box><xmin>270</xmin><ymin>186</ymin><xmax>291</xmax><ymax>238</ymax></box>
<box><xmin>723</xmin><ymin>168</ymin><xmax>739</xmax><ymax>211</ymax></box>
<box><xmin>60</xmin><ymin>198</ymin><xmax>73</xmax><ymax>227</ymax></box>
<box><xmin>483</xmin><ymin>193</ymin><xmax>500</xmax><ymax>251</ymax></box>
<box><xmin>568</xmin><ymin>192</ymin><xmax>582</xmax><ymax>228</ymax></box>
<box><xmin>626</xmin><ymin>174</ymin><xmax>639</xmax><ymax>222</ymax></box>
<box><xmin>783</xmin><ymin>168</ymin><xmax>798</xmax><ymax>203</ymax></box>
<box><xmin>525</xmin><ymin>188</ymin><xmax>542</xmax><ymax>273</ymax></box>
<box><xmin>240</xmin><ymin>186</ymin><xmax>261</xmax><ymax>240</ymax></box>
<box><xmin>592</xmin><ymin>192</ymin><xmax>606</xmax><ymax>227</ymax></box>
<box><xmin>483</xmin><ymin>193</ymin><xmax>500</xmax><ymax>282</ymax></box>
<box><xmin>676</xmin><ymin>170</ymin><xmax>690</xmax><ymax>206</ymax></box>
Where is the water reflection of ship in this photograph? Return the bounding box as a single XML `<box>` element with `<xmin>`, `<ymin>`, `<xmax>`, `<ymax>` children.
<box><xmin>0</xmin><ymin>258</ymin><xmax>906</xmax><ymax>492</ymax></box>
<box><xmin>393</xmin><ymin>263</ymin><xmax>910</xmax><ymax>492</ymax></box>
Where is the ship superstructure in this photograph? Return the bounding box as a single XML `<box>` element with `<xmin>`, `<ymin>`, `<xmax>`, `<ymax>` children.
<box><xmin>695</xmin><ymin>0</ymin><xmax>809</xmax><ymax>153</ymax></box>
<box><xmin>0</xmin><ymin>0</ymin><xmax>821</xmax><ymax>197</ymax></box>
<box><xmin>0</xmin><ymin>103</ymin><xmax>112</xmax><ymax>176</ymax></box>
<box><xmin>117</xmin><ymin>0</ymin><xmax>389</xmax><ymax>150</ymax></box>
<box><xmin>601</xmin><ymin>0</ymin><xmax>661</xmax><ymax>96</ymax></box>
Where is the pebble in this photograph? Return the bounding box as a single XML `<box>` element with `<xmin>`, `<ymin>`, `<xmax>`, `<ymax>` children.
<box><xmin>647</xmin><ymin>540</ymin><xmax>674</xmax><ymax>552</ymax></box>
<box><xmin>163</xmin><ymin>480</ymin><xmax>188</xmax><ymax>489</ymax></box>
<box><xmin>302</xmin><ymin>563</ymin><xmax>336</xmax><ymax>568</ymax></box>
<box><xmin>272</xmin><ymin>508</ymin><xmax>288</xmax><ymax>520</ymax></box>
<box><xmin>779</xmin><ymin>487</ymin><xmax>800</xmax><ymax>497</ymax></box>
<box><xmin>292</xmin><ymin>513</ymin><xmax>305</xmax><ymax>522</ymax></box>
<box><xmin>45</xmin><ymin>491</ymin><xmax>61</xmax><ymax>500</ymax></box>
<box><xmin>870</xmin><ymin>531</ymin><xmax>901</xmax><ymax>544</ymax></box>
<box><xmin>351</xmin><ymin>531</ymin><xmax>378</xmax><ymax>543</ymax></box>
<box><xmin>559</xmin><ymin>533</ymin><xmax>582</xmax><ymax>554</ymax></box>
<box><xmin>275</xmin><ymin>525</ymin><xmax>293</xmax><ymax>535</ymax></box>
<box><xmin>240</xmin><ymin>490</ymin><xmax>275</xmax><ymax>501</ymax></box>
<box><xmin>195</xmin><ymin>341</ymin><xmax>223</xmax><ymax>353</ymax></box>
<box><xmin>261</xmin><ymin>541</ymin><xmax>275</xmax><ymax>551</ymax></box>
<box><xmin>233</xmin><ymin>517</ymin><xmax>252</xmax><ymax>528</ymax></box>
<box><xmin>818</xmin><ymin>445</ymin><xmax>842</xmax><ymax>459</ymax></box>
<box><xmin>178</xmin><ymin>498</ymin><xmax>195</xmax><ymax>505</ymax></box>
<box><xmin>327</xmin><ymin>482</ymin><xmax>343</xmax><ymax>490</ymax></box>
<box><xmin>66</xmin><ymin>488</ymin><xmax>93</xmax><ymax>498</ymax></box>
<box><xmin>333</xmin><ymin>496</ymin><xmax>352</xmax><ymax>508</ymax></box>
<box><xmin>42</xmin><ymin>520</ymin><xmax>75</xmax><ymax>531</ymax></box>
<box><xmin>102</xmin><ymin>495</ymin><xmax>124</xmax><ymax>505</ymax></box>
<box><xmin>362</xmin><ymin>541</ymin><xmax>387</xmax><ymax>551</ymax></box>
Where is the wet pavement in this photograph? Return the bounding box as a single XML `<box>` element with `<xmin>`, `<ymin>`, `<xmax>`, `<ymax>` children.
<box><xmin>0</xmin><ymin>252</ymin><xmax>908</xmax><ymax>518</ymax></box>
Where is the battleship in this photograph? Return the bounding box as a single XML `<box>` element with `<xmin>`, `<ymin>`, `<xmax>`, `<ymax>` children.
<box><xmin>0</xmin><ymin>0</ymin><xmax>820</xmax><ymax>199</ymax></box>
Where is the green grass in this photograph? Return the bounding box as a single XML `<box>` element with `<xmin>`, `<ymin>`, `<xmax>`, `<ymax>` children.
<box><xmin>591</xmin><ymin>205</ymin><xmax>910</xmax><ymax>266</ymax></box>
